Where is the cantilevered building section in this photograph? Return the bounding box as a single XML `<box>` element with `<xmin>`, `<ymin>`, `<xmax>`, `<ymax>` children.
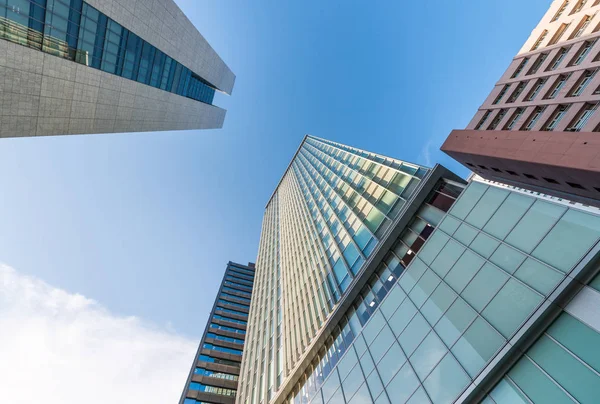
<box><xmin>239</xmin><ymin>135</ymin><xmax>600</xmax><ymax>404</ymax></box>
<box><xmin>180</xmin><ymin>261</ymin><xmax>255</xmax><ymax>404</ymax></box>
<box><xmin>442</xmin><ymin>0</ymin><xmax>600</xmax><ymax>206</ymax></box>
<box><xmin>0</xmin><ymin>0</ymin><xmax>234</xmax><ymax>137</ymax></box>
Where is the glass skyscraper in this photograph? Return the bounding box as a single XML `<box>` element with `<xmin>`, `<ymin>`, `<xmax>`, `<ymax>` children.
<box><xmin>0</xmin><ymin>0</ymin><xmax>234</xmax><ymax>137</ymax></box>
<box><xmin>238</xmin><ymin>135</ymin><xmax>600</xmax><ymax>404</ymax></box>
<box><xmin>180</xmin><ymin>261</ymin><xmax>255</xmax><ymax>404</ymax></box>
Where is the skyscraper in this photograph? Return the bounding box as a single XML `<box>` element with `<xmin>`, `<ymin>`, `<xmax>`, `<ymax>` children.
<box><xmin>180</xmin><ymin>261</ymin><xmax>255</xmax><ymax>404</ymax></box>
<box><xmin>239</xmin><ymin>135</ymin><xmax>600</xmax><ymax>404</ymax></box>
<box><xmin>0</xmin><ymin>0</ymin><xmax>234</xmax><ymax>138</ymax></box>
<box><xmin>441</xmin><ymin>0</ymin><xmax>600</xmax><ymax>206</ymax></box>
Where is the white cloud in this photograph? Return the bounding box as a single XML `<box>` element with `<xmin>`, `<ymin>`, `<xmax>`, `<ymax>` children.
<box><xmin>0</xmin><ymin>264</ymin><xmax>197</xmax><ymax>404</ymax></box>
<box><xmin>420</xmin><ymin>138</ymin><xmax>435</xmax><ymax>167</ymax></box>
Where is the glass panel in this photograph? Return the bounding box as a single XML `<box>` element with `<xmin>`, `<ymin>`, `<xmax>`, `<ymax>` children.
<box><xmin>454</xmin><ymin>223</ymin><xmax>478</xmax><ymax>246</ymax></box>
<box><xmin>489</xmin><ymin>378</ymin><xmax>531</xmax><ymax>404</ymax></box>
<box><xmin>337</xmin><ymin>347</ymin><xmax>358</xmax><ymax>381</ymax></box>
<box><xmin>430</xmin><ymin>240</ymin><xmax>465</xmax><ymax>278</ymax></box>
<box><xmin>449</xmin><ymin>182</ymin><xmax>488</xmax><ymax>220</ymax></box>
<box><xmin>409</xmin><ymin>269</ymin><xmax>441</xmax><ymax>308</ymax></box>
<box><xmin>366</xmin><ymin>371</ymin><xmax>384</xmax><ymax>400</ymax></box>
<box><xmin>423</xmin><ymin>354</ymin><xmax>470</xmax><ymax>404</ymax></box>
<box><xmin>452</xmin><ymin>317</ymin><xmax>505</xmax><ymax>377</ymax></box>
<box><xmin>369</xmin><ymin>326</ymin><xmax>395</xmax><ymax>363</ymax></box>
<box><xmin>465</xmin><ymin>186</ymin><xmax>509</xmax><ymax>229</ymax></box>
<box><xmin>380</xmin><ymin>285</ymin><xmax>406</xmax><ymax>320</ymax></box>
<box><xmin>363</xmin><ymin>312</ymin><xmax>386</xmax><ymax>346</ymax></box>
<box><xmin>505</xmin><ymin>200</ymin><xmax>567</xmax><ymax>254</ymax></box>
<box><xmin>547</xmin><ymin>313</ymin><xmax>600</xmax><ymax>374</ymax></box>
<box><xmin>399</xmin><ymin>258</ymin><xmax>428</xmax><ymax>293</ymax></box>
<box><xmin>484</xmin><ymin>193</ymin><xmax>534</xmax><ymax>240</ymax></box>
<box><xmin>445</xmin><ymin>250</ymin><xmax>485</xmax><ymax>294</ymax></box>
<box><xmin>435</xmin><ymin>298</ymin><xmax>477</xmax><ymax>346</ymax></box>
<box><xmin>384</xmin><ymin>362</ymin><xmax>420</xmax><ymax>402</ymax></box>
<box><xmin>398</xmin><ymin>313</ymin><xmax>431</xmax><ymax>356</ymax></box>
<box><xmin>514</xmin><ymin>258</ymin><xmax>564</xmax><ymax>296</ymax></box>
<box><xmin>483</xmin><ymin>279</ymin><xmax>542</xmax><ymax>338</ymax></box>
<box><xmin>421</xmin><ymin>282</ymin><xmax>457</xmax><ymax>325</ymax></box>
<box><xmin>348</xmin><ymin>383</ymin><xmax>371</xmax><ymax>404</ymax></box>
<box><xmin>490</xmin><ymin>244</ymin><xmax>526</xmax><ymax>275</ymax></box>
<box><xmin>406</xmin><ymin>387</ymin><xmax>431</xmax><ymax>404</ymax></box>
<box><xmin>342</xmin><ymin>365</ymin><xmax>365</xmax><ymax>401</ymax></box>
<box><xmin>388</xmin><ymin>297</ymin><xmax>418</xmax><ymax>337</ymax></box>
<box><xmin>532</xmin><ymin>209</ymin><xmax>600</xmax><ymax>273</ymax></box>
<box><xmin>590</xmin><ymin>273</ymin><xmax>600</xmax><ymax>293</ymax></box>
<box><xmin>409</xmin><ymin>331</ymin><xmax>447</xmax><ymax>380</ymax></box>
<box><xmin>462</xmin><ymin>263</ymin><xmax>509</xmax><ymax>312</ymax></box>
<box><xmin>439</xmin><ymin>216</ymin><xmax>461</xmax><ymax>235</ymax></box>
<box><xmin>376</xmin><ymin>341</ymin><xmax>406</xmax><ymax>386</ymax></box>
<box><xmin>321</xmin><ymin>370</ymin><xmax>341</xmax><ymax>403</ymax></box>
<box><xmin>528</xmin><ymin>335</ymin><xmax>600</xmax><ymax>403</ymax></box>
<box><xmin>470</xmin><ymin>232</ymin><xmax>500</xmax><ymax>259</ymax></box>
<box><xmin>418</xmin><ymin>231</ymin><xmax>450</xmax><ymax>266</ymax></box>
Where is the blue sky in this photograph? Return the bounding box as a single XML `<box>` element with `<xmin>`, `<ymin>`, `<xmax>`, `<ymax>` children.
<box><xmin>0</xmin><ymin>0</ymin><xmax>551</xmax><ymax>343</ymax></box>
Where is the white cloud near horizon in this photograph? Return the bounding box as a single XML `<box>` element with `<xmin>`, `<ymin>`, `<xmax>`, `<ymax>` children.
<box><xmin>0</xmin><ymin>263</ymin><xmax>197</xmax><ymax>404</ymax></box>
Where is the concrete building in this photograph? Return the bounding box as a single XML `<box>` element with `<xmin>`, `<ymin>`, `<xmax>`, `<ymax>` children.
<box><xmin>442</xmin><ymin>0</ymin><xmax>600</xmax><ymax>206</ymax></box>
<box><xmin>235</xmin><ymin>136</ymin><xmax>600</xmax><ymax>404</ymax></box>
<box><xmin>180</xmin><ymin>261</ymin><xmax>255</xmax><ymax>404</ymax></box>
<box><xmin>0</xmin><ymin>0</ymin><xmax>234</xmax><ymax>138</ymax></box>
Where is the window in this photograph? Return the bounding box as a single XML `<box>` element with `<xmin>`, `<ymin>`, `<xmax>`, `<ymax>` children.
<box><xmin>521</xmin><ymin>106</ymin><xmax>547</xmax><ymax>131</ymax></box>
<box><xmin>552</xmin><ymin>1</ymin><xmax>571</xmax><ymax>21</ymax></box>
<box><xmin>547</xmin><ymin>47</ymin><xmax>570</xmax><ymax>70</ymax></box>
<box><xmin>543</xmin><ymin>104</ymin><xmax>571</xmax><ymax>130</ymax></box>
<box><xmin>492</xmin><ymin>167</ymin><xmax>502</xmax><ymax>172</ymax></box>
<box><xmin>504</xmin><ymin>107</ymin><xmax>525</xmax><ymax>130</ymax></box>
<box><xmin>528</xmin><ymin>53</ymin><xmax>549</xmax><ymax>75</ymax></box>
<box><xmin>525</xmin><ymin>78</ymin><xmax>548</xmax><ymax>101</ymax></box>
<box><xmin>512</xmin><ymin>58</ymin><xmax>530</xmax><ymax>78</ymax></box>
<box><xmin>548</xmin><ymin>23</ymin><xmax>571</xmax><ymax>45</ymax></box>
<box><xmin>567</xmin><ymin>182</ymin><xmax>586</xmax><ymax>189</ymax></box>
<box><xmin>566</xmin><ymin>102</ymin><xmax>598</xmax><ymax>131</ymax></box>
<box><xmin>570</xmin><ymin>40</ymin><xmax>596</xmax><ymax>65</ymax></box>
<box><xmin>189</xmin><ymin>382</ymin><xmax>237</xmax><ymax>397</ymax></box>
<box><xmin>531</xmin><ymin>30</ymin><xmax>549</xmax><ymax>51</ymax></box>
<box><xmin>523</xmin><ymin>173</ymin><xmax>538</xmax><ymax>180</ymax></box>
<box><xmin>569</xmin><ymin>0</ymin><xmax>588</xmax><ymax>15</ymax></box>
<box><xmin>569</xmin><ymin>69</ymin><xmax>597</xmax><ymax>96</ymax></box>
<box><xmin>475</xmin><ymin>110</ymin><xmax>492</xmax><ymax>130</ymax></box>
<box><xmin>570</xmin><ymin>14</ymin><xmax>595</xmax><ymax>39</ymax></box>
<box><xmin>507</xmin><ymin>81</ymin><xmax>528</xmax><ymax>103</ymax></box>
<box><xmin>493</xmin><ymin>85</ymin><xmax>511</xmax><ymax>105</ymax></box>
<box><xmin>544</xmin><ymin>177</ymin><xmax>560</xmax><ymax>184</ymax></box>
<box><xmin>489</xmin><ymin>109</ymin><xmax>508</xmax><ymax>130</ymax></box>
<box><xmin>545</xmin><ymin>74</ymin><xmax>571</xmax><ymax>99</ymax></box>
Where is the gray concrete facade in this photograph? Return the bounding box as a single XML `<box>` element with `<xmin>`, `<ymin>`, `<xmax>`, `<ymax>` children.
<box><xmin>0</xmin><ymin>0</ymin><xmax>234</xmax><ymax>138</ymax></box>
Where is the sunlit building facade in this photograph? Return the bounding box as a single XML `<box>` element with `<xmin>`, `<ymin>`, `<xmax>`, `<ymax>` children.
<box><xmin>239</xmin><ymin>136</ymin><xmax>600</xmax><ymax>404</ymax></box>
<box><xmin>442</xmin><ymin>0</ymin><xmax>600</xmax><ymax>206</ymax></box>
<box><xmin>0</xmin><ymin>0</ymin><xmax>234</xmax><ymax>137</ymax></box>
<box><xmin>180</xmin><ymin>261</ymin><xmax>255</xmax><ymax>404</ymax></box>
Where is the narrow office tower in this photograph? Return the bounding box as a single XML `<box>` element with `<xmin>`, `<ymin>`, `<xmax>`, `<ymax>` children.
<box><xmin>180</xmin><ymin>261</ymin><xmax>255</xmax><ymax>404</ymax></box>
<box><xmin>0</xmin><ymin>0</ymin><xmax>234</xmax><ymax>137</ymax></box>
<box><xmin>239</xmin><ymin>135</ymin><xmax>600</xmax><ymax>404</ymax></box>
<box><xmin>442</xmin><ymin>0</ymin><xmax>600</xmax><ymax>206</ymax></box>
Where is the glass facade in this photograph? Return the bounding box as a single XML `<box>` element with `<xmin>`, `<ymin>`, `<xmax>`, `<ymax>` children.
<box><xmin>180</xmin><ymin>262</ymin><xmax>255</xmax><ymax>404</ymax></box>
<box><xmin>280</xmin><ymin>179</ymin><xmax>600</xmax><ymax>404</ymax></box>
<box><xmin>238</xmin><ymin>136</ymin><xmax>443</xmax><ymax>404</ymax></box>
<box><xmin>0</xmin><ymin>0</ymin><xmax>216</xmax><ymax>104</ymax></box>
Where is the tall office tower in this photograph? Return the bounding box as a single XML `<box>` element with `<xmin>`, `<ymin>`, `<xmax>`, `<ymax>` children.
<box><xmin>441</xmin><ymin>0</ymin><xmax>600</xmax><ymax>206</ymax></box>
<box><xmin>0</xmin><ymin>0</ymin><xmax>234</xmax><ymax>138</ymax></box>
<box><xmin>239</xmin><ymin>135</ymin><xmax>600</xmax><ymax>404</ymax></box>
<box><xmin>180</xmin><ymin>261</ymin><xmax>255</xmax><ymax>404</ymax></box>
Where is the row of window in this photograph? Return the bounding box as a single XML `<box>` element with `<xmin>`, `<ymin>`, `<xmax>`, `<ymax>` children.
<box><xmin>194</xmin><ymin>367</ymin><xmax>239</xmax><ymax>381</ymax></box>
<box><xmin>213</xmin><ymin>314</ymin><xmax>247</xmax><ymax>326</ymax></box>
<box><xmin>189</xmin><ymin>382</ymin><xmax>236</xmax><ymax>397</ymax></box>
<box><xmin>221</xmin><ymin>291</ymin><xmax>251</xmax><ymax>304</ymax></box>
<box><xmin>226</xmin><ymin>273</ymin><xmax>254</xmax><ymax>286</ymax></box>
<box><xmin>0</xmin><ymin>0</ymin><xmax>217</xmax><ymax>104</ymax></box>
<box><xmin>198</xmin><ymin>354</ymin><xmax>240</xmax><ymax>368</ymax></box>
<box><xmin>229</xmin><ymin>265</ymin><xmax>255</xmax><ymax>277</ymax></box>
<box><xmin>217</xmin><ymin>298</ymin><xmax>249</xmax><ymax>310</ymax></box>
<box><xmin>223</xmin><ymin>280</ymin><xmax>252</xmax><ymax>293</ymax></box>
<box><xmin>468</xmin><ymin>163</ymin><xmax>600</xmax><ymax>193</ymax></box>
<box><xmin>206</xmin><ymin>332</ymin><xmax>244</xmax><ymax>345</ymax></box>
<box><xmin>216</xmin><ymin>306</ymin><xmax>248</xmax><ymax>317</ymax></box>
<box><xmin>476</xmin><ymin>101</ymin><xmax>599</xmax><ymax>132</ymax></box>
<box><xmin>551</xmin><ymin>0</ymin><xmax>596</xmax><ymax>23</ymax></box>
<box><xmin>209</xmin><ymin>323</ymin><xmax>246</xmax><ymax>335</ymax></box>
<box><xmin>222</xmin><ymin>286</ymin><xmax>251</xmax><ymax>298</ymax></box>
<box><xmin>203</xmin><ymin>343</ymin><xmax>243</xmax><ymax>356</ymax></box>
